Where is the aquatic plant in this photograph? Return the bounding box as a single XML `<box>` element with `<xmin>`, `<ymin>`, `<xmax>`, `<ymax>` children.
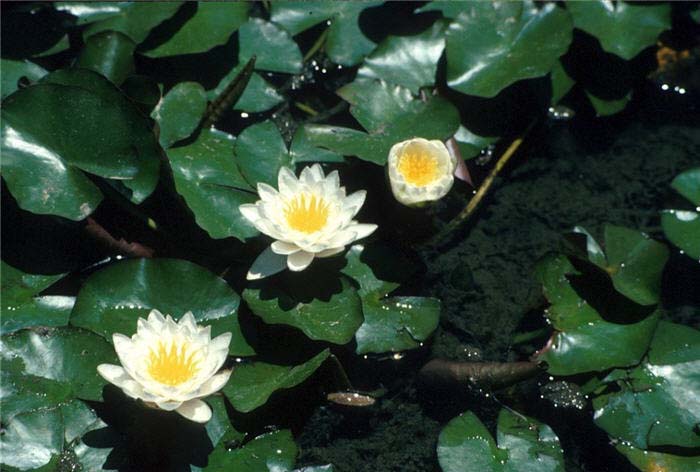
<box><xmin>1</xmin><ymin>1</ymin><xmax>697</xmax><ymax>471</ymax></box>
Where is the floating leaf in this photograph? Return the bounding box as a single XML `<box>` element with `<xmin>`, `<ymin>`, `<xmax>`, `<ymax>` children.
<box><xmin>0</xmin><ymin>59</ymin><xmax>47</xmax><ymax>99</ymax></box>
<box><xmin>142</xmin><ymin>2</ymin><xmax>249</xmax><ymax>57</ymax></box>
<box><xmin>304</xmin><ymin>79</ymin><xmax>459</xmax><ymax>165</ymax></box>
<box><xmin>71</xmin><ymin>258</ymin><xmax>254</xmax><ymax>356</ymax></box>
<box><xmin>152</xmin><ymin>81</ymin><xmax>207</xmax><ymax>148</ymax></box>
<box><xmin>453</xmin><ymin>125</ymin><xmax>498</xmax><ymax>161</ymax></box>
<box><xmin>1</xmin><ymin>262</ymin><xmax>73</xmax><ymax>335</ymax></box>
<box><xmin>121</xmin><ymin>75</ymin><xmax>162</xmax><ymax>114</ymax></box>
<box><xmin>270</xmin><ymin>1</ymin><xmax>382</xmax><ymax>66</ymax></box>
<box><xmin>615</xmin><ymin>442</ymin><xmax>700</xmax><ymax>472</ymax></box>
<box><xmin>357</xmin><ymin>20</ymin><xmax>447</xmax><ymax>93</ymax></box>
<box><xmin>585</xmin><ymin>90</ymin><xmax>631</xmax><ymax>117</ymax></box>
<box><xmin>0</xmin><ymin>370</ymin><xmax>72</xmax><ymax>421</ymax></box>
<box><xmin>243</xmin><ymin>272</ymin><xmax>363</xmax><ymax>345</ymax></box>
<box><xmin>534</xmin><ymin>254</ymin><xmax>660</xmax><ymax>375</ymax></box>
<box><xmin>235</xmin><ymin>120</ymin><xmax>292</xmax><ymax>187</ymax></box>
<box><xmin>438</xmin><ymin>409</ymin><xmax>564</xmax><ymax>472</ymax></box>
<box><xmin>203</xmin><ymin>430</ymin><xmax>297</xmax><ymax>471</ymax></box>
<box><xmin>239</xmin><ymin>18</ymin><xmax>302</xmax><ymax>74</ymax></box>
<box><xmin>442</xmin><ymin>1</ymin><xmax>573</xmax><ymax>98</ymax></box>
<box><xmin>82</xmin><ymin>2</ymin><xmax>184</xmax><ymax>44</ymax></box>
<box><xmin>662</xmin><ymin>168</ymin><xmax>700</xmax><ymax>260</ymax></box>
<box><xmin>342</xmin><ymin>245</ymin><xmax>440</xmax><ymax>354</ymax></box>
<box><xmin>1</xmin><ymin>71</ymin><xmax>162</xmax><ymax>219</ymax></box>
<box><xmin>0</xmin><ymin>327</ymin><xmax>118</xmax><ymax>401</ymax></box>
<box><xmin>289</xmin><ymin>126</ymin><xmax>345</xmax><ymax>164</ymax></box>
<box><xmin>77</xmin><ymin>30</ymin><xmax>136</xmax><ymax>85</ymax></box>
<box><xmin>567</xmin><ymin>1</ymin><xmax>671</xmax><ymax>60</ymax></box>
<box><xmin>167</xmin><ymin>128</ymin><xmax>258</xmax><ymax>241</ymax></box>
<box><xmin>223</xmin><ymin>350</ymin><xmax>329</xmax><ymax>413</ymax></box>
<box><xmin>592</xmin><ymin>322</ymin><xmax>700</xmax><ymax>449</ymax></box>
<box><xmin>550</xmin><ymin>61</ymin><xmax>575</xmax><ymax>105</ymax></box>
<box><xmin>208</xmin><ymin>64</ymin><xmax>284</xmax><ymax>114</ymax></box>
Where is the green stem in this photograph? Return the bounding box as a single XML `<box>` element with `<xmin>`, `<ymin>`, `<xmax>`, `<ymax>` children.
<box><xmin>303</xmin><ymin>27</ymin><xmax>329</xmax><ymax>63</ymax></box>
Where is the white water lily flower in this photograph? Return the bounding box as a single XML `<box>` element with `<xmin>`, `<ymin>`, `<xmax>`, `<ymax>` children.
<box><xmin>387</xmin><ymin>138</ymin><xmax>457</xmax><ymax>206</ymax></box>
<box><xmin>97</xmin><ymin>310</ymin><xmax>232</xmax><ymax>423</ymax></box>
<box><xmin>240</xmin><ymin>164</ymin><xmax>377</xmax><ymax>276</ymax></box>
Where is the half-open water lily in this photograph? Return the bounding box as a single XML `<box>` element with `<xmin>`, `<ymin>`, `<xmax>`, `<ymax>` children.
<box><xmin>97</xmin><ymin>309</ymin><xmax>231</xmax><ymax>423</ymax></box>
<box><xmin>240</xmin><ymin>164</ymin><xmax>377</xmax><ymax>276</ymax></box>
<box><xmin>387</xmin><ymin>138</ymin><xmax>457</xmax><ymax>206</ymax></box>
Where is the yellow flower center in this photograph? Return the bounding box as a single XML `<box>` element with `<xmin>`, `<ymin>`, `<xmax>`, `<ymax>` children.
<box><xmin>396</xmin><ymin>148</ymin><xmax>440</xmax><ymax>187</ymax></box>
<box><xmin>284</xmin><ymin>193</ymin><xmax>329</xmax><ymax>234</ymax></box>
<box><xmin>147</xmin><ymin>340</ymin><xmax>200</xmax><ymax>386</ymax></box>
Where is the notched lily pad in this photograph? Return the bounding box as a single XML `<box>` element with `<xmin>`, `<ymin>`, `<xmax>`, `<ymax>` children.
<box><xmin>203</xmin><ymin>429</ymin><xmax>297</xmax><ymax>471</ymax></box>
<box><xmin>239</xmin><ymin>18</ymin><xmax>302</xmax><ymax>74</ymax></box>
<box><xmin>662</xmin><ymin>168</ymin><xmax>700</xmax><ymax>260</ymax></box>
<box><xmin>152</xmin><ymin>81</ymin><xmax>207</xmax><ymax>149</ymax></box>
<box><xmin>70</xmin><ymin>258</ymin><xmax>254</xmax><ymax>356</ymax></box>
<box><xmin>1</xmin><ymin>59</ymin><xmax>47</xmax><ymax>99</ymax></box>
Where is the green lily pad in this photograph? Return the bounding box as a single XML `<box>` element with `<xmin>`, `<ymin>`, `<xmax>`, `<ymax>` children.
<box><xmin>443</xmin><ymin>1</ymin><xmax>573</xmax><ymax>98</ymax></box>
<box><xmin>1</xmin><ymin>59</ymin><xmax>47</xmax><ymax>99</ymax></box>
<box><xmin>0</xmin><ymin>327</ymin><xmax>118</xmax><ymax>402</ymax></box>
<box><xmin>243</xmin><ymin>272</ymin><xmax>363</xmax><ymax>345</ymax></box>
<box><xmin>167</xmin><ymin>128</ymin><xmax>258</xmax><ymax>241</ymax></box>
<box><xmin>203</xmin><ymin>429</ymin><xmax>297</xmax><ymax>471</ymax></box>
<box><xmin>0</xmin><ymin>369</ymin><xmax>72</xmax><ymax>421</ymax></box>
<box><xmin>82</xmin><ymin>2</ymin><xmax>184</xmax><ymax>44</ymax></box>
<box><xmin>453</xmin><ymin>125</ymin><xmax>498</xmax><ymax>160</ymax></box>
<box><xmin>270</xmin><ymin>1</ymin><xmax>382</xmax><ymax>66</ymax></box>
<box><xmin>585</xmin><ymin>91</ymin><xmax>631</xmax><ymax>117</ymax></box>
<box><xmin>40</xmin><ymin>68</ymin><xmax>161</xmax><ymax>205</ymax></box>
<box><xmin>342</xmin><ymin>245</ymin><xmax>440</xmax><ymax>354</ymax></box>
<box><xmin>534</xmin><ymin>254</ymin><xmax>660</xmax><ymax>375</ymax></box>
<box><xmin>152</xmin><ymin>81</ymin><xmax>207</xmax><ymax>148</ymax></box>
<box><xmin>550</xmin><ymin>61</ymin><xmax>575</xmax><ymax>105</ymax></box>
<box><xmin>235</xmin><ymin>120</ymin><xmax>292</xmax><ymax>187</ymax></box>
<box><xmin>239</xmin><ymin>18</ymin><xmax>302</xmax><ymax>74</ymax></box>
<box><xmin>1</xmin><ymin>262</ymin><xmax>73</xmax><ymax>335</ymax></box>
<box><xmin>357</xmin><ymin>20</ymin><xmax>447</xmax><ymax>93</ymax></box>
<box><xmin>615</xmin><ymin>442</ymin><xmax>700</xmax><ymax>472</ymax></box>
<box><xmin>567</xmin><ymin>1</ymin><xmax>671</xmax><ymax>60</ymax></box>
<box><xmin>71</xmin><ymin>258</ymin><xmax>254</xmax><ymax>356</ymax></box>
<box><xmin>592</xmin><ymin>322</ymin><xmax>700</xmax><ymax>449</ymax></box>
<box><xmin>208</xmin><ymin>64</ymin><xmax>284</xmax><ymax>114</ymax></box>
<box><xmin>77</xmin><ymin>30</ymin><xmax>136</xmax><ymax>85</ymax></box>
<box><xmin>662</xmin><ymin>168</ymin><xmax>700</xmax><ymax>260</ymax></box>
<box><xmin>223</xmin><ymin>350</ymin><xmax>329</xmax><ymax>413</ymax></box>
<box><xmin>121</xmin><ymin>75</ymin><xmax>162</xmax><ymax>114</ymax></box>
<box><xmin>438</xmin><ymin>409</ymin><xmax>565</xmax><ymax>472</ymax></box>
<box><xmin>0</xmin><ymin>399</ymin><xmax>104</xmax><ymax>472</ymax></box>
<box><xmin>304</xmin><ymin>79</ymin><xmax>459</xmax><ymax>165</ymax></box>
<box><xmin>142</xmin><ymin>2</ymin><xmax>249</xmax><ymax>57</ymax></box>
<box><xmin>289</xmin><ymin>126</ymin><xmax>345</xmax><ymax>164</ymax></box>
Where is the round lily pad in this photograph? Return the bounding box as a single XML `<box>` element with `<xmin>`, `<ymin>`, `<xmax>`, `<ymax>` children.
<box><xmin>152</xmin><ymin>81</ymin><xmax>207</xmax><ymax>149</ymax></box>
<box><xmin>204</xmin><ymin>429</ymin><xmax>297</xmax><ymax>471</ymax></box>
<box><xmin>662</xmin><ymin>168</ymin><xmax>700</xmax><ymax>260</ymax></box>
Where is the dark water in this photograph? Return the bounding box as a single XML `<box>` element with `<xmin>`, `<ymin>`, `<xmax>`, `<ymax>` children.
<box><xmin>295</xmin><ymin>98</ymin><xmax>700</xmax><ymax>471</ymax></box>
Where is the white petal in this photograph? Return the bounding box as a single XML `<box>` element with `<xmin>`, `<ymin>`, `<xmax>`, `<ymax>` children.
<box><xmin>278</xmin><ymin>167</ymin><xmax>299</xmax><ymax>195</ymax></box>
<box><xmin>112</xmin><ymin>334</ymin><xmax>136</xmax><ymax>367</ymax></box>
<box><xmin>209</xmin><ymin>332</ymin><xmax>232</xmax><ymax>356</ymax></box>
<box><xmin>323</xmin><ymin>170</ymin><xmax>340</xmax><ymax>193</ymax></box>
<box><xmin>343</xmin><ymin>190</ymin><xmax>366</xmax><ymax>213</ymax></box>
<box><xmin>271</xmin><ymin>240</ymin><xmax>301</xmax><ymax>255</ymax></box>
<box><xmin>256</xmin><ymin>182</ymin><xmax>279</xmax><ymax>202</ymax></box>
<box><xmin>239</xmin><ymin>203</ymin><xmax>261</xmax><ymax>224</ymax></box>
<box><xmin>347</xmin><ymin>223</ymin><xmax>377</xmax><ymax>240</ymax></box>
<box><xmin>175</xmin><ymin>399</ymin><xmax>212</xmax><ymax>423</ymax></box>
<box><xmin>315</xmin><ymin>246</ymin><xmax>345</xmax><ymax>258</ymax></box>
<box><xmin>155</xmin><ymin>399</ymin><xmax>183</xmax><ymax>411</ymax></box>
<box><xmin>197</xmin><ymin>370</ymin><xmax>232</xmax><ymax>397</ymax></box>
<box><xmin>247</xmin><ymin>246</ymin><xmax>288</xmax><ymax>280</ymax></box>
<box><xmin>178</xmin><ymin>311</ymin><xmax>197</xmax><ymax>330</ymax></box>
<box><xmin>287</xmin><ymin>250</ymin><xmax>315</xmax><ymax>271</ymax></box>
<box><xmin>97</xmin><ymin>364</ymin><xmax>130</xmax><ymax>386</ymax></box>
<box><xmin>327</xmin><ymin>230</ymin><xmax>358</xmax><ymax>248</ymax></box>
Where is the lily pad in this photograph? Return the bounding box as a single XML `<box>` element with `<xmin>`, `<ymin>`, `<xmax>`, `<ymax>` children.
<box><xmin>82</xmin><ymin>2</ymin><xmax>184</xmax><ymax>44</ymax></box>
<box><xmin>438</xmin><ymin>409</ymin><xmax>565</xmax><ymax>472</ymax></box>
<box><xmin>550</xmin><ymin>61</ymin><xmax>575</xmax><ymax>105</ymax></box>
<box><xmin>235</xmin><ymin>120</ymin><xmax>292</xmax><ymax>187</ymax></box>
<box><xmin>203</xmin><ymin>429</ymin><xmax>297</xmax><ymax>471</ymax></box>
<box><xmin>0</xmin><ymin>327</ymin><xmax>118</xmax><ymax>401</ymax></box>
<box><xmin>304</xmin><ymin>79</ymin><xmax>460</xmax><ymax>165</ymax></box>
<box><xmin>592</xmin><ymin>322</ymin><xmax>700</xmax><ymax>449</ymax></box>
<box><xmin>0</xmin><ymin>370</ymin><xmax>72</xmax><ymax>421</ymax></box>
<box><xmin>239</xmin><ymin>18</ymin><xmax>302</xmax><ymax>74</ymax></box>
<box><xmin>243</xmin><ymin>272</ymin><xmax>363</xmax><ymax>345</ymax></box>
<box><xmin>223</xmin><ymin>350</ymin><xmax>329</xmax><ymax>413</ymax></box>
<box><xmin>534</xmin><ymin>254</ymin><xmax>660</xmax><ymax>375</ymax></box>
<box><xmin>1</xmin><ymin>59</ymin><xmax>47</xmax><ymax>99</ymax></box>
<box><xmin>1</xmin><ymin>262</ymin><xmax>73</xmax><ymax>335</ymax></box>
<box><xmin>152</xmin><ymin>81</ymin><xmax>207</xmax><ymax>148</ymax></box>
<box><xmin>662</xmin><ymin>168</ymin><xmax>700</xmax><ymax>260</ymax></box>
<box><xmin>167</xmin><ymin>128</ymin><xmax>258</xmax><ymax>241</ymax></box>
<box><xmin>70</xmin><ymin>258</ymin><xmax>254</xmax><ymax>356</ymax></box>
<box><xmin>141</xmin><ymin>2</ymin><xmax>249</xmax><ymax>57</ymax></box>
<box><xmin>585</xmin><ymin>91</ymin><xmax>631</xmax><ymax>117</ymax></box>
<box><xmin>208</xmin><ymin>64</ymin><xmax>284</xmax><ymax>114</ymax></box>
<box><xmin>77</xmin><ymin>30</ymin><xmax>136</xmax><ymax>85</ymax></box>
<box><xmin>270</xmin><ymin>1</ymin><xmax>382</xmax><ymax>66</ymax></box>
<box><xmin>342</xmin><ymin>245</ymin><xmax>440</xmax><ymax>354</ymax></box>
<box><xmin>443</xmin><ymin>1</ymin><xmax>573</xmax><ymax>98</ymax></box>
<box><xmin>453</xmin><ymin>125</ymin><xmax>499</xmax><ymax>161</ymax></box>
<box><xmin>357</xmin><ymin>20</ymin><xmax>447</xmax><ymax>93</ymax></box>
<box><xmin>615</xmin><ymin>443</ymin><xmax>700</xmax><ymax>472</ymax></box>
<box><xmin>40</xmin><ymin>68</ymin><xmax>161</xmax><ymax>205</ymax></box>
<box><xmin>567</xmin><ymin>1</ymin><xmax>671</xmax><ymax>60</ymax></box>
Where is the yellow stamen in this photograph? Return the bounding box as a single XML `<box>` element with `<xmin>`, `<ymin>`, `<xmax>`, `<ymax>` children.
<box><xmin>284</xmin><ymin>193</ymin><xmax>329</xmax><ymax>233</ymax></box>
<box><xmin>396</xmin><ymin>147</ymin><xmax>439</xmax><ymax>186</ymax></box>
<box><xmin>147</xmin><ymin>340</ymin><xmax>200</xmax><ymax>386</ymax></box>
